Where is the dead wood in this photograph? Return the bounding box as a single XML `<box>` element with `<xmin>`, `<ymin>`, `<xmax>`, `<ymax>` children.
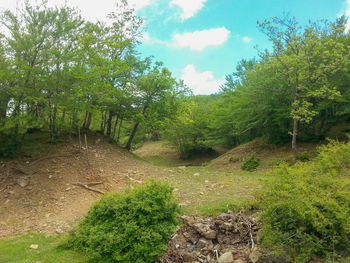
<box><xmin>72</xmin><ymin>182</ymin><xmax>104</xmax><ymax>194</ymax></box>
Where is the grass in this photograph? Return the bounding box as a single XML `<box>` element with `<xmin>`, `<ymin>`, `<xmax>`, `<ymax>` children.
<box><xmin>159</xmin><ymin>166</ymin><xmax>271</xmax><ymax>216</ymax></box>
<box><xmin>0</xmin><ymin>233</ymin><xmax>87</xmax><ymax>263</ymax></box>
<box><xmin>0</xmin><ymin>139</ymin><xmax>273</xmax><ymax>261</ymax></box>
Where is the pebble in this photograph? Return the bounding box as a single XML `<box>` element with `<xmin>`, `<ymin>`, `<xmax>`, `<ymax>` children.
<box><xmin>29</xmin><ymin>244</ymin><xmax>39</xmax><ymax>249</ymax></box>
<box><xmin>218</xmin><ymin>252</ymin><xmax>234</xmax><ymax>263</ymax></box>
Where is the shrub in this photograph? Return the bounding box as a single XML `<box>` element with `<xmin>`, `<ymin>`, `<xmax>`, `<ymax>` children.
<box><xmin>68</xmin><ymin>181</ymin><xmax>179</xmax><ymax>263</ymax></box>
<box><xmin>241</xmin><ymin>154</ymin><xmax>260</xmax><ymax>171</ymax></box>
<box><xmin>259</xmin><ymin>141</ymin><xmax>350</xmax><ymax>262</ymax></box>
<box><xmin>296</xmin><ymin>151</ymin><xmax>312</xmax><ymax>162</ymax></box>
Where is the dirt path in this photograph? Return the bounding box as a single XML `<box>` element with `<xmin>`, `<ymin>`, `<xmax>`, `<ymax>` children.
<box><xmin>0</xmin><ymin>137</ymin><xmax>163</xmax><ymax>237</ymax></box>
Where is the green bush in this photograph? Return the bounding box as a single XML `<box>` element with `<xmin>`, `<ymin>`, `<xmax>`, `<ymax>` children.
<box><xmin>296</xmin><ymin>151</ymin><xmax>312</xmax><ymax>162</ymax></box>
<box><xmin>68</xmin><ymin>181</ymin><xmax>179</xmax><ymax>263</ymax></box>
<box><xmin>259</xmin><ymin>141</ymin><xmax>350</xmax><ymax>262</ymax></box>
<box><xmin>241</xmin><ymin>154</ymin><xmax>260</xmax><ymax>171</ymax></box>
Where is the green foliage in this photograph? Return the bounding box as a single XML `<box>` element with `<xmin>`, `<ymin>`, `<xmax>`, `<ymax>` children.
<box><xmin>241</xmin><ymin>154</ymin><xmax>260</xmax><ymax>171</ymax></box>
<box><xmin>259</xmin><ymin>140</ymin><xmax>350</xmax><ymax>262</ymax></box>
<box><xmin>296</xmin><ymin>151</ymin><xmax>312</xmax><ymax>162</ymax></box>
<box><xmin>68</xmin><ymin>181</ymin><xmax>179</xmax><ymax>263</ymax></box>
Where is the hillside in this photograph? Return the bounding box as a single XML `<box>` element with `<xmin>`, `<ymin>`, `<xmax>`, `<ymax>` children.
<box><xmin>209</xmin><ymin>139</ymin><xmax>320</xmax><ymax>171</ymax></box>
<box><xmin>0</xmin><ymin>135</ymin><xmax>161</xmax><ymax>237</ymax></box>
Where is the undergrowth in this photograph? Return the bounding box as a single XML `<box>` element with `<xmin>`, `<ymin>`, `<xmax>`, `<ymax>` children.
<box><xmin>67</xmin><ymin>181</ymin><xmax>179</xmax><ymax>263</ymax></box>
<box><xmin>259</xmin><ymin>140</ymin><xmax>350</xmax><ymax>262</ymax></box>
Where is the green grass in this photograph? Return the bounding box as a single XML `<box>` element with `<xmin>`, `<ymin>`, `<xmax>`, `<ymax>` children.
<box><xmin>158</xmin><ymin>166</ymin><xmax>271</xmax><ymax>216</ymax></box>
<box><xmin>0</xmin><ymin>233</ymin><xmax>87</xmax><ymax>263</ymax></box>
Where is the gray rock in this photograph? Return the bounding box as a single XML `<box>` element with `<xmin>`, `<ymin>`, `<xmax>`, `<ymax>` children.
<box><xmin>182</xmin><ymin>252</ymin><xmax>196</xmax><ymax>262</ymax></box>
<box><xmin>17</xmin><ymin>178</ymin><xmax>28</xmax><ymax>187</ymax></box>
<box><xmin>249</xmin><ymin>248</ymin><xmax>261</xmax><ymax>263</ymax></box>
<box><xmin>29</xmin><ymin>244</ymin><xmax>39</xmax><ymax>249</ymax></box>
<box><xmin>218</xmin><ymin>252</ymin><xmax>234</xmax><ymax>263</ymax></box>
<box><xmin>55</xmin><ymin>228</ymin><xmax>64</xmax><ymax>234</ymax></box>
<box><xmin>193</xmin><ymin>223</ymin><xmax>217</xmax><ymax>239</ymax></box>
<box><xmin>197</xmin><ymin>238</ymin><xmax>212</xmax><ymax>248</ymax></box>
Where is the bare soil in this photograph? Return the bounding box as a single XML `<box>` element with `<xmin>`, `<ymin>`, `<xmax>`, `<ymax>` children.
<box><xmin>0</xmin><ymin>136</ymin><xmax>162</xmax><ymax>237</ymax></box>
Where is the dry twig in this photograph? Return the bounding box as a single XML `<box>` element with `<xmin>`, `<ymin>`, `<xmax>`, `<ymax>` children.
<box><xmin>72</xmin><ymin>182</ymin><xmax>104</xmax><ymax>194</ymax></box>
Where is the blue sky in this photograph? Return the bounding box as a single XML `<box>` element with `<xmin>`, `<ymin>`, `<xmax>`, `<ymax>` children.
<box><xmin>136</xmin><ymin>0</ymin><xmax>350</xmax><ymax>94</ymax></box>
<box><xmin>1</xmin><ymin>0</ymin><xmax>349</xmax><ymax>94</ymax></box>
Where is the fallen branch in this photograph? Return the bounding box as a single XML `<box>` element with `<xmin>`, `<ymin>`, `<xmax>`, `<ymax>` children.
<box><xmin>72</xmin><ymin>182</ymin><xmax>104</xmax><ymax>194</ymax></box>
<box><xmin>248</xmin><ymin>222</ymin><xmax>255</xmax><ymax>249</ymax></box>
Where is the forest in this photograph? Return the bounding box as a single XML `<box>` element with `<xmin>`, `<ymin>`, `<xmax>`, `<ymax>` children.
<box><xmin>0</xmin><ymin>1</ymin><xmax>350</xmax><ymax>263</ymax></box>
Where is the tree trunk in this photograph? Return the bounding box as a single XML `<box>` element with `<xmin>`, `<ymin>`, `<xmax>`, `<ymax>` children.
<box><xmin>100</xmin><ymin>111</ymin><xmax>107</xmax><ymax>134</ymax></box>
<box><xmin>112</xmin><ymin>114</ymin><xmax>119</xmax><ymax>139</ymax></box>
<box><xmin>292</xmin><ymin>118</ymin><xmax>298</xmax><ymax>163</ymax></box>
<box><xmin>106</xmin><ymin>111</ymin><xmax>114</xmax><ymax>137</ymax></box>
<box><xmin>50</xmin><ymin>104</ymin><xmax>57</xmax><ymax>140</ymax></box>
<box><xmin>82</xmin><ymin>111</ymin><xmax>88</xmax><ymax>128</ymax></box>
<box><xmin>85</xmin><ymin>112</ymin><xmax>92</xmax><ymax>130</ymax></box>
<box><xmin>0</xmin><ymin>96</ymin><xmax>9</xmax><ymax>121</ymax></box>
<box><xmin>125</xmin><ymin>121</ymin><xmax>139</xmax><ymax>151</ymax></box>
<box><xmin>125</xmin><ymin>105</ymin><xmax>148</xmax><ymax>150</ymax></box>
<box><xmin>116</xmin><ymin>118</ymin><xmax>123</xmax><ymax>144</ymax></box>
<box><xmin>61</xmin><ymin>109</ymin><xmax>66</xmax><ymax>124</ymax></box>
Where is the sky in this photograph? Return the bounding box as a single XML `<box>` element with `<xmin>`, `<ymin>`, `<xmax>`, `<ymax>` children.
<box><xmin>1</xmin><ymin>0</ymin><xmax>349</xmax><ymax>95</ymax></box>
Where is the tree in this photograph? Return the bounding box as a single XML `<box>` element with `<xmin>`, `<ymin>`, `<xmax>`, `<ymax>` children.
<box><xmin>125</xmin><ymin>63</ymin><xmax>181</xmax><ymax>150</ymax></box>
<box><xmin>258</xmin><ymin>16</ymin><xmax>347</xmax><ymax>161</ymax></box>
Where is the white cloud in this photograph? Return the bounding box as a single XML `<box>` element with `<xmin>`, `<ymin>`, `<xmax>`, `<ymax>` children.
<box><xmin>242</xmin><ymin>36</ymin><xmax>252</xmax><ymax>43</ymax></box>
<box><xmin>169</xmin><ymin>0</ymin><xmax>207</xmax><ymax>20</ymax></box>
<box><xmin>181</xmin><ymin>64</ymin><xmax>224</xmax><ymax>95</ymax></box>
<box><xmin>345</xmin><ymin>0</ymin><xmax>350</xmax><ymax>33</ymax></box>
<box><xmin>172</xmin><ymin>27</ymin><xmax>230</xmax><ymax>51</ymax></box>
<box><xmin>0</xmin><ymin>0</ymin><xmax>152</xmax><ymax>23</ymax></box>
<box><xmin>141</xmin><ymin>32</ymin><xmax>167</xmax><ymax>45</ymax></box>
<box><xmin>128</xmin><ymin>0</ymin><xmax>152</xmax><ymax>11</ymax></box>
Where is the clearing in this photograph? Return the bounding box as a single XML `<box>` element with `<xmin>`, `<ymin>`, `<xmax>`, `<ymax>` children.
<box><xmin>0</xmin><ymin>135</ymin><xmax>306</xmax><ymax>262</ymax></box>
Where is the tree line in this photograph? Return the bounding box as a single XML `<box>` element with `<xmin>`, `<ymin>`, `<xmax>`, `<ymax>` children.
<box><xmin>0</xmin><ymin>1</ymin><xmax>187</xmax><ymax>157</ymax></box>
<box><xmin>164</xmin><ymin>16</ymin><xmax>350</xmax><ymax>160</ymax></box>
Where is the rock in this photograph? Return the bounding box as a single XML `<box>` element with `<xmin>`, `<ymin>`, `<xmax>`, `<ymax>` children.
<box><xmin>178</xmin><ymin>166</ymin><xmax>186</xmax><ymax>169</ymax></box>
<box><xmin>193</xmin><ymin>223</ymin><xmax>217</xmax><ymax>240</ymax></box>
<box><xmin>197</xmin><ymin>238</ymin><xmax>212</xmax><ymax>248</ymax></box>
<box><xmin>17</xmin><ymin>178</ymin><xmax>29</xmax><ymax>187</ymax></box>
<box><xmin>29</xmin><ymin>244</ymin><xmax>39</xmax><ymax>249</ymax></box>
<box><xmin>234</xmin><ymin>260</ymin><xmax>245</xmax><ymax>263</ymax></box>
<box><xmin>182</xmin><ymin>252</ymin><xmax>196</xmax><ymax>262</ymax></box>
<box><xmin>55</xmin><ymin>228</ymin><xmax>64</xmax><ymax>234</ymax></box>
<box><xmin>193</xmin><ymin>173</ymin><xmax>200</xmax><ymax>176</ymax></box>
<box><xmin>218</xmin><ymin>252</ymin><xmax>234</xmax><ymax>263</ymax></box>
<box><xmin>249</xmin><ymin>248</ymin><xmax>261</xmax><ymax>263</ymax></box>
<box><xmin>204</xmin><ymin>180</ymin><xmax>209</xmax><ymax>184</ymax></box>
<box><xmin>9</xmin><ymin>191</ymin><xmax>15</xmax><ymax>195</ymax></box>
